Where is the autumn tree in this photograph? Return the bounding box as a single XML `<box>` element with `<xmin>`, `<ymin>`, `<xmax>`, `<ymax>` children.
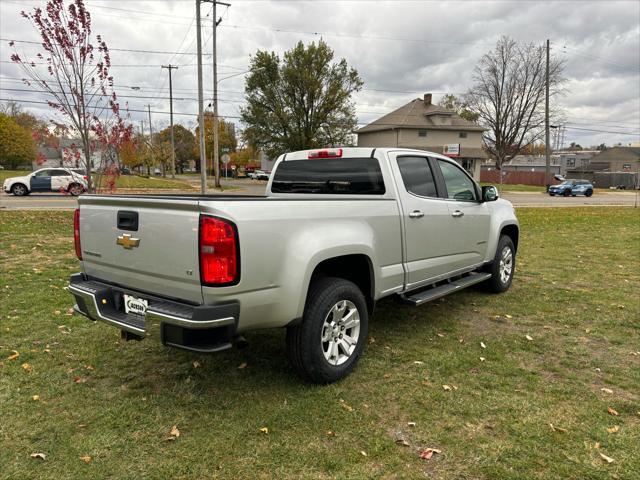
<box><xmin>10</xmin><ymin>0</ymin><xmax>132</xmax><ymax>192</ymax></box>
<box><xmin>465</xmin><ymin>36</ymin><xmax>565</xmax><ymax>169</ymax></box>
<box><xmin>440</xmin><ymin>94</ymin><xmax>479</xmax><ymax>122</ymax></box>
<box><xmin>0</xmin><ymin>113</ymin><xmax>37</xmax><ymax>168</ymax></box>
<box><xmin>157</xmin><ymin>124</ymin><xmax>196</xmax><ymax>173</ymax></box>
<box><xmin>241</xmin><ymin>40</ymin><xmax>363</xmax><ymax>158</ymax></box>
<box><xmin>195</xmin><ymin>114</ymin><xmax>237</xmax><ymax>173</ymax></box>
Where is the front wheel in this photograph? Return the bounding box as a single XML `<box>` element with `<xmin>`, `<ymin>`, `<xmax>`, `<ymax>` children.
<box><xmin>585</xmin><ymin>189</ymin><xmax>593</xmax><ymax>197</ymax></box>
<box><xmin>11</xmin><ymin>183</ymin><xmax>28</xmax><ymax>196</ymax></box>
<box><xmin>68</xmin><ymin>183</ymin><xmax>85</xmax><ymax>196</ymax></box>
<box><xmin>485</xmin><ymin>235</ymin><xmax>516</xmax><ymax>293</ymax></box>
<box><xmin>286</xmin><ymin>277</ymin><xmax>369</xmax><ymax>384</ymax></box>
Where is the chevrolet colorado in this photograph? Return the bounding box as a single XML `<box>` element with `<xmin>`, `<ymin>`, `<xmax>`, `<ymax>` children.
<box><xmin>68</xmin><ymin>147</ymin><xmax>519</xmax><ymax>383</ymax></box>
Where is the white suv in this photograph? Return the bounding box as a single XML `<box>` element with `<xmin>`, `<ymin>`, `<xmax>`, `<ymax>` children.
<box><xmin>3</xmin><ymin>168</ymin><xmax>88</xmax><ymax>196</ymax></box>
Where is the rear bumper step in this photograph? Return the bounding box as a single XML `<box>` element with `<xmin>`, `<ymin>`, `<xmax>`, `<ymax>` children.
<box><xmin>400</xmin><ymin>272</ymin><xmax>492</xmax><ymax>306</ymax></box>
<box><xmin>68</xmin><ymin>273</ymin><xmax>238</xmax><ymax>353</ymax></box>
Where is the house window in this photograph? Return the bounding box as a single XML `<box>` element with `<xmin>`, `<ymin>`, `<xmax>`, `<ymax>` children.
<box><xmin>566</xmin><ymin>159</ymin><xmax>575</xmax><ymax>167</ymax></box>
<box><xmin>459</xmin><ymin>132</ymin><xmax>467</xmax><ymax>139</ymax></box>
<box><xmin>418</xmin><ymin>129</ymin><xmax>427</xmax><ymax>137</ymax></box>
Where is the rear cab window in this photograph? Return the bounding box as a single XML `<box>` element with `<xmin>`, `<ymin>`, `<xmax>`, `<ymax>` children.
<box><xmin>271</xmin><ymin>157</ymin><xmax>385</xmax><ymax>195</ymax></box>
<box><xmin>396</xmin><ymin>156</ymin><xmax>437</xmax><ymax>197</ymax></box>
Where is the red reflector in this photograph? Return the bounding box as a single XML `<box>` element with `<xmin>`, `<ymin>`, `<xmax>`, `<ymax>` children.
<box><xmin>73</xmin><ymin>208</ymin><xmax>82</xmax><ymax>260</ymax></box>
<box><xmin>308</xmin><ymin>148</ymin><xmax>343</xmax><ymax>159</ymax></box>
<box><xmin>199</xmin><ymin>215</ymin><xmax>239</xmax><ymax>285</ymax></box>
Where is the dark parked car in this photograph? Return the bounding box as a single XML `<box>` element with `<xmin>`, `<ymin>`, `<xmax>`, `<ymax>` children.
<box><xmin>549</xmin><ymin>179</ymin><xmax>594</xmax><ymax>197</ymax></box>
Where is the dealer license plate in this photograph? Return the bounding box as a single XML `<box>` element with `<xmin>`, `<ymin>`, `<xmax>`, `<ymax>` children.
<box><xmin>124</xmin><ymin>294</ymin><xmax>148</xmax><ymax>316</ymax></box>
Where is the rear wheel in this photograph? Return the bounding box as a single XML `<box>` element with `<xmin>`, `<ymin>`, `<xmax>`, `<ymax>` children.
<box><xmin>563</xmin><ymin>189</ymin><xmax>571</xmax><ymax>197</ymax></box>
<box><xmin>68</xmin><ymin>183</ymin><xmax>84</xmax><ymax>196</ymax></box>
<box><xmin>11</xmin><ymin>183</ymin><xmax>28</xmax><ymax>196</ymax></box>
<box><xmin>485</xmin><ymin>235</ymin><xmax>516</xmax><ymax>293</ymax></box>
<box><xmin>286</xmin><ymin>277</ymin><xmax>368</xmax><ymax>384</ymax></box>
<box><xmin>585</xmin><ymin>189</ymin><xmax>593</xmax><ymax>197</ymax></box>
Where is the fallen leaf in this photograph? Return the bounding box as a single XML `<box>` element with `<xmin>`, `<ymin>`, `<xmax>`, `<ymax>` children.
<box><xmin>53</xmin><ymin>310</ymin><xmax>61</xmax><ymax>315</ymax></box>
<box><xmin>600</xmin><ymin>388</ymin><xmax>613</xmax><ymax>394</ymax></box>
<box><xmin>480</xmin><ymin>342</ymin><xmax>486</xmax><ymax>349</ymax></box>
<box><xmin>32</xmin><ymin>395</ymin><xmax>40</xmax><ymax>401</ymax></box>
<box><xmin>7</xmin><ymin>350</ymin><xmax>19</xmax><ymax>360</ymax></box>
<box><xmin>326</xmin><ymin>430</ymin><xmax>336</xmax><ymax>436</ymax></box>
<box><xmin>66</xmin><ymin>308</ymin><xmax>75</xmax><ymax>315</ymax></box>
<box><xmin>436</xmin><ymin>333</ymin><xmax>445</xmax><ymax>338</ymax></box>
<box><xmin>525</xmin><ymin>335</ymin><xmax>533</xmax><ymax>341</ymax></box>
<box><xmin>30</xmin><ymin>453</ymin><xmax>46</xmax><ymax>460</ymax></box>
<box><xmin>340</xmin><ymin>400</ymin><xmax>354</xmax><ymax>412</ymax></box>
<box><xmin>368</xmin><ymin>336</ymin><xmax>376</xmax><ymax>344</ymax></box>
<box><xmin>169</xmin><ymin>425</ymin><xmax>180</xmax><ymax>438</ymax></box>
<box><xmin>395</xmin><ymin>438</ymin><xmax>410</xmax><ymax>447</ymax></box>
<box><xmin>407</xmin><ymin>422</ymin><xmax>416</xmax><ymax>427</ymax></box>
<box><xmin>360</xmin><ymin>450</ymin><xmax>367</xmax><ymax>457</ymax></box>
<box><xmin>259</xmin><ymin>427</ymin><xmax>269</xmax><ymax>434</ymax></box>
<box><xmin>237</xmin><ymin>362</ymin><xmax>248</xmax><ymax>369</ymax></box>
<box><xmin>442</xmin><ymin>385</ymin><xmax>452</xmax><ymax>391</ymax></box>
<box><xmin>599</xmin><ymin>452</ymin><xmax>615</xmax><ymax>464</ymax></box>
<box><xmin>73</xmin><ymin>377</ymin><xmax>86</xmax><ymax>384</ymax></box>
<box><xmin>505</xmin><ymin>314</ymin><xmax>513</xmax><ymax>319</ymax></box>
<box><xmin>22</xmin><ymin>362</ymin><xmax>33</xmax><ymax>373</ymax></box>
<box><xmin>79</xmin><ymin>455</ymin><xmax>92</xmax><ymax>463</ymax></box>
<box><xmin>192</xmin><ymin>360</ymin><xmax>201</xmax><ymax>369</ymax></box>
<box><xmin>594</xmin><ymin>442</ymin><xmax>600</xmax><ymax>449</ymax></box>
<box><xmin>607</xmin><ymin>407</ymin><xmax>619</xmax><ymax>416</ymax></box>
<box><xmin>549</xmin><ymin>423</ymin><xmax>567</xmax><ymax>433</ymax></box>
<box><xmin>419</xmin><ymin>447</ymin><xmax>441</xmax><ymax>460</ymax></box>
<box><xmin>479</xmin><ymin>357</ymin><xmax>486</xmax><ymax>362</ymax></box>
<box><xmin>413</xmin><ymin>361</ymin><xmax>424</xmax><ymax>365</ymax></box>
<box><xmin>606</xmin><ymin>426</ymin><xmax>620</xmax><ymax>434</ymax></box>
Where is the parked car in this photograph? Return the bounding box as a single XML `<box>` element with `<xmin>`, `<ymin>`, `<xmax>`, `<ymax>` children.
<box><xmin>68</xmin><ymin>147</ymin><xmax>519</xmax><ymax>383</ymax></box>
<box><xmin>3</xmin><ymin>167</ymin><xmax>88</xmax><ymax>196</ymax></box>
<box><xmin>548</xmin><ymin>179</ymin><xmax>594</xmax><ymax>197</ymax></box>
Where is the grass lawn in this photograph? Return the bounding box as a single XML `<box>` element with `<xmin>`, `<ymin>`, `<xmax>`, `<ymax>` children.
<box><xmin>1</xmin><ymin>207</ymin><xmax>638</xmax><ymax>479</ymax></box>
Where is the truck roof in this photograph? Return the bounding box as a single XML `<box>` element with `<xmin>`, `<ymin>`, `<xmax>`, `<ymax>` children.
<box><xmin>280</xmin><ymin>147</ymin><xmax>446</xmax><ymax>161</ymax></box>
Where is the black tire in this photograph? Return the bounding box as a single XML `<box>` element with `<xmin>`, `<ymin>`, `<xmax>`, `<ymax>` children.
<box><xmin>68</xmin><ymin>183</ymin><xmax>84</xmax><ymax>196</ymax></box>
<box><xmin>549</xmin><ymin>193</ymin><xmax>555</xmax><ymax>196</ymax></box>
<box><xmin>286</xmin><ymin>277</ymin><xmax>369</xmax><ymax>384</ymax></box>
<box><xmin>485</xmin><ymin>235</ymin><xmax>516</xmax><ymax>293</ymax></box>
<box><xmin>585</xmin><ymin>189</ymin><xmax>593</xmax><ymax>197</ymax></box>
<box><xmin>11</xmin><ymin>183</ymin><xmax>28</xmax><ymax>196</ymax></box>
<box><xmin>563</xmin><ymin>189</ymin><xmax>571</xmax><ymax>197</ymax></box>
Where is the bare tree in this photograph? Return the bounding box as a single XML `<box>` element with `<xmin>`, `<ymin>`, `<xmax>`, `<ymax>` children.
<box><xmin>10</xmin><ymin>0</ymin><xmax>131</xmax><ymax>192</ymax></box>
<box><xmin>466</xmin><ymin>36</ymin><xmax>565</xmax><ymax>169</ymax></box>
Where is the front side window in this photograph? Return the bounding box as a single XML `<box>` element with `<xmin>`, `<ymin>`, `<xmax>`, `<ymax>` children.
<box><xmin>397</xmin><ymin>156</ymin><xmax>437</xmax><ymax>197</ymax></box>
<box><xmin>437</xmin><ymin>159</ymin><xmax>477</xmax><ymax>201</ymax></box>
<box><xmin>50</xmin><ymin>169</ymin><xmax>69</xmax><ymax>176</ymax></box>
<box><xmin>271</xmin><ymin>158</ymin><xmax>385</xmax><ymax>195</ymax></box>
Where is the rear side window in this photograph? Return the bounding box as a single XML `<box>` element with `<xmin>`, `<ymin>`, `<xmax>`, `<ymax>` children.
<box><xmin>271</xmin><ymin>158</ymin><xmax>385</xmax><ymax>195</ymax></box>
<box><xmin>397</xmin><ymin>156</ymin><xmax>437</xmax><ymax>197</ymax></box>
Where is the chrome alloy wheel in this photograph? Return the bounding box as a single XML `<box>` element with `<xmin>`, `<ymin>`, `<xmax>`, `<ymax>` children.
<box><xmin>499</xmin><ymin>246</ymin><xmax>513</xmax><ymax>284</ymax></box>
<box><xmin>321</xmin><ymin>300</ymin><xmax>361</xmax><ymax>366</ymax></box>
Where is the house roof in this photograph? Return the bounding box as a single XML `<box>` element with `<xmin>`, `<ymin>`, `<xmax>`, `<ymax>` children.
<box><xmin>357</xmin><ymin>97</ymin><xmax>485</xmax><ymax>134</ymax></box>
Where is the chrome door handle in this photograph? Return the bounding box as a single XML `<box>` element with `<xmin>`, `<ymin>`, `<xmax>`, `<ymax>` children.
<box><xmin>451</xmin><ymin>210</ymin><xmax>464</xmax><ymax>218</ymax></box>
<box><xmin>409</xmin><ymin>210</ymin><xmax>424</xmax><ymax>218</ymax></box>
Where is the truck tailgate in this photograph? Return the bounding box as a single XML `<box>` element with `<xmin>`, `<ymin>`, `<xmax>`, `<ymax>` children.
<box><xmin>78</xmin><ymin>196</ymin><xmax>203</xmax><ymax>304</ymax></box>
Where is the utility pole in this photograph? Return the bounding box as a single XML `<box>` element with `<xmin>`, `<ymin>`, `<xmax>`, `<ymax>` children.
<box><xmin>203</xmin><ymin>0</ymin><xmax>230</xmax><ymax>189</ymax></box>
<box><xmin>161</xmin><ymin>64</ymin><xmax>179</xmax><ymax>178</ymax></box>
<box><xmin>196</xmin><ymin>0</ymin><xmax>207</xmax><ymax>193</ymax></box>
<box><xmin>544</xmin><ymin>38</ymin><xmax>551</xmax><ymax>192</ymax></box>
<box><xmin>147</xmin><ymin>104</ymin><xmax>155</xmax><ymax>174</ymax></box>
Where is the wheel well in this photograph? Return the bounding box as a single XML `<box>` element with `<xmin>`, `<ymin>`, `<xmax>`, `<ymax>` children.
<box><xmin>501</xmin><ymin>224</ymin><xmax>519</xmax><ymax>252</ymax></box>
<box><xmin>310</xmin><ymin>254</ymin><xmax>374</xmax><ymax>313</ymax></box>
<box><xmin>11</xmin><ymin>182</ymin><xmax>27</xmax><ymax>191</ymax></box>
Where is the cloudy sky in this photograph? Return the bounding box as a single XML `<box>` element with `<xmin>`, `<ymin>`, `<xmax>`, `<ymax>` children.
<box><xmin>1</xmin><ymin>0</ymin><xmax>639</xmax><ymax>148</ymax></box>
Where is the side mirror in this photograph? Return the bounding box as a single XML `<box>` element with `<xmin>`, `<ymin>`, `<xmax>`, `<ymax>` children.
<box><xmin>482</xmin><ymin>185</ymin><xmax>499</xmax><ymax>202</ymax></box>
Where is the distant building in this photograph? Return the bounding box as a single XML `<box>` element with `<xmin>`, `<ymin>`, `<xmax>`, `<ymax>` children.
<box><xmin>585</xmin><ymin>146</ymin><xmax>640</xmax><ymax>172</ymax></box>
<box><xmin>356</xmin><ymin>93</ymin><xmax>487</xmax><ymax>179</ymax></box>
<box><xmin>33</xmin><ymin>138</ymin><xmax>103</xmax><ymax>170</ymax></box>
<box><xmin>489</xmin><ymin>151</ymin><xmax>598</xmax><ymax>176</ymax></box>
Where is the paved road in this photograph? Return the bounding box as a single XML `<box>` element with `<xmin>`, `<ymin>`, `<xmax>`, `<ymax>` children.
<box><xmin>1</xmin><ymin>187</ymin><xmax>637</xmax><ymax>210</ymax></box>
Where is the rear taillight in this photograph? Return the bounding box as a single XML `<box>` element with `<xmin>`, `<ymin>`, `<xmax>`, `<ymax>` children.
<box><xmin>199</xmin><ymin>215</ymin><xmax>239</xmax><ymax>286</ymax></box>
<box><xmin>308</xmin><ymin>148</ymin><xmax>343</xmax><ymax>159</ymax></box>
<box><xmin>73</xmin><ymin>208</ymin><xmax>82</xmax><ymax>260</ymax></box>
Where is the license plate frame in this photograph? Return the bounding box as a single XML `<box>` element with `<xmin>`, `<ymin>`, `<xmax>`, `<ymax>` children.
<box><xmin>123</xmin><ymin>294</ymin><xmax>148</xmax><ymax>317</ymax></box>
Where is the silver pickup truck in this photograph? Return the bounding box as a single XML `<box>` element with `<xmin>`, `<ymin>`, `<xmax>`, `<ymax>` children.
<box><xmin>68</xmin><ymin>147</ymin><xmax>519</xmax><ymax>383</ymax></box>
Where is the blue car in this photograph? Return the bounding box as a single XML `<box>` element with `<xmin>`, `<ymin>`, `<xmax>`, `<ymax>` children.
<box><xmin>548</xmin><ymin>179</ymin><xmax>594</xmax><ymax>197</ymax></box>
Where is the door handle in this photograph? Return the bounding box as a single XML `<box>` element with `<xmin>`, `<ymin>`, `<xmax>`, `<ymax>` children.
<box><xmin>451</xmin><ymin>210</ymin><xmax>464</xmax><ymax>218</ymax></box>
<box><xmin>409</xmin><ymin>210</ymin><xmax>424</xmax><ymax>218</ymax></box>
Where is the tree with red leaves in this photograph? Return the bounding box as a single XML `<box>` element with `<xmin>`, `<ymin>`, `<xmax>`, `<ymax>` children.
<box><xmin>10</xmin><ymin>0</ymin><xmax>132</xmax><ymax>192</ymax></box>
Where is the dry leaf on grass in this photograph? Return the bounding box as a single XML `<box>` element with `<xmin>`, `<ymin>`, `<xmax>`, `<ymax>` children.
<box><xmin>525</xmin><ymin>335</ymin><xmax>533</xmax><ymax>341</ymax></box>
<box><xmin>549</xmin><ymin>423</ymin><xmax>567</xmax><ymax>433</ymax></box>
<box><xmin>79</xmin><ymin>455</ymin><xmax>92</xmax><ymax>463</ymax></box>
<box><xmin>32</xmin><ymin>395</ymin><xmax>40</xmax><ymax>401</ymax></box>
<box><xmin>22</xmin><ymin>363</ymin><xmax>33</xmax><ymax>373</ymax></box>
<box><xmin>606</xmin><ymin>426</ymin><xmax>620</xmax><ymax>434</ymax></box>
<box><xmin>170</xmin><ymin>425</ymin><xmax>180</xmax><ymax>438</ymax></box>
<box><xmin>326</xmin><ymin>430</ymin><xmax>336</xmax><ymax>437</ymax></box>
<box><xmin>505</xmin><ymin>314</ymin><xmax>513</xmax><ymax>319</ymax></box>
<box><xmin>480</xmin><ymin>342</ymin><xmax>487</xmax><ymax>349</ymax></box>
<box><xmin>30</xmin><ymin>453</ymin><xmax>46</xmax><ymax>460</ymax></box>
<box><xmin>73</xmin><ymin>377</ymin><xmax>86</xmax><ymax>384</ymax></box>
<box><xmin>395</xmin><ymin>438</ymin><xmax>410</xmax><ymax>447</ymax></box>
<box><xmin>600</xmin><ymin>388</ymin><xmax>613</xmax><ymax>394</ymax></box>
<box><xmin>340</xmin><ymin>399</ymin><xmax>354</xmax><ymax>412</ymax></box>
<box><xmin>413</xmin><ymin>361</ymin><xmax>424</xmax><ymax>365</ymax></box>
<box><xmin>607</xmin><ymin>407</ymin><xmax>619</xmax><ymax>416</ymax></box>
<box><xmin>442</xmin><ymin>385</ymin><xmax>452</xmax><ymax>391</ymax></box>
<box><xmin>360</xmin><ymin>450</ymin><xmax>367</xmax><ymax>457</ymax></box>
<box><xmin>192</xmin><ymin>360</ymin><xmax>201</xmax><ymax>369</ymax></box>
<box><xmin>259</xmin><ymin>427</ymin><xmax>269</xmax><ymax>434</ymax></box>
<box><xmin>479</xmin><ymin>357</ymin><xmax>486</xmax><ymax>362</ymax></box>
<box><xmin>237</xmin><ymin>362</ymin><xmax>248</xmax><ymax>370</ymax></box>
<box><xmin>419</xmin><ymin>448</ymin><xmax>441</xmax><ymax>460</ymax></box>
<box><xmin>7</xmin><ymin>350</ymin><xmax>19</xmax><ymax>360</ymax></box>
<box><xmin>436</xmin><ymin>333</ymin><xmax>445</xmax><ymax>338</ymax></box>
<box><xmin>407</xmin><ymin>422</ymin><xmax>416</xmax><ymax>427</ymax></box>
<box><xmin>599</xmin><ymin>452</ymin><xmax>615</xmax><ymax>464</ymax></box>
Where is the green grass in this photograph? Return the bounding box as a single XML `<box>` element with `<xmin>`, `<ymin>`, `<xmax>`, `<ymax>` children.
<box><xmin>1</xmin><ymin>208</ymin><xmax>638</xmax><ymax>479</ymax></box>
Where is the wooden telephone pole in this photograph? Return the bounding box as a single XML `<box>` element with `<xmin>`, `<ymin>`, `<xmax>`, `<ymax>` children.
<box><xmin>545</xmin><ymin>39</ymin><xmax>551</xmax><ymax>191</ymax></box>
<box><xmin>161</xmin><ymin>64</ymin><xmax>179</xmax><ymax>178</ymax></box>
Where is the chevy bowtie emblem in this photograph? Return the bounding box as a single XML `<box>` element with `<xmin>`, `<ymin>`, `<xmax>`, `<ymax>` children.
<box><xmin>116</xmin><ymin>234</ymin><xmax>140</xmax><ymax>249</ymax></box>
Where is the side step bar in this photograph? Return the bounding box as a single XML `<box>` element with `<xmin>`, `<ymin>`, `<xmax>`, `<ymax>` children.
<box><xmin>399</xmin><ymin>272</ymin><xmax>492</xmax><ymax>306</ymax></box>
